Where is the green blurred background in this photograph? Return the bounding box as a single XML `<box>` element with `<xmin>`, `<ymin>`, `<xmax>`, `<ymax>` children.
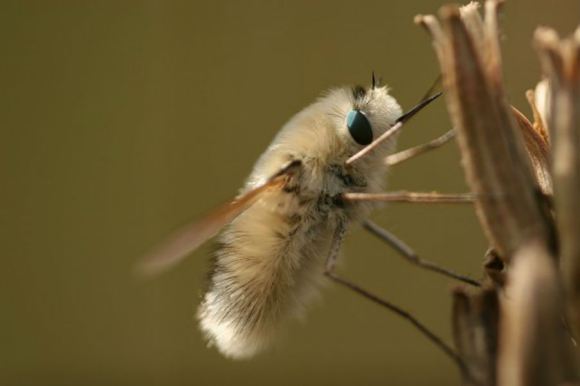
<box><xmin>2</xmin><ymin>1</ymin><xmax>578</xmax><ymax>385</ymax></box>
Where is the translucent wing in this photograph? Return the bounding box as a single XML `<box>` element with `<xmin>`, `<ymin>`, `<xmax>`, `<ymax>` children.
<box><xmin>137</xmin><ymin>160</ymin><xmax>301</xmax><ymax>276</ymax></box>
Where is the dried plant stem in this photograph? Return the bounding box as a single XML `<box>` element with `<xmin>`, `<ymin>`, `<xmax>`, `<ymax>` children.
<box><xmin>498</xmin><ymin>240</ymin><xmax>575</xmax><ymax>386</ymax></box>
<box><xmin>416</xmin><ymin>1</ymin><xmax>579</xmax><ymax>385</ymax></box>
<box><xmin>452</xmin><ymin>287</ymin><xmax>499</xmax><ymax>386</ymax></box>
<box><xmin>417</xmin><ymin>2</ymin><xmax>552</xmax><ymax>262</ymax></box>
<box><xmin>535</xmin><ymin>26</ymin><xmax>580</xmax><ymax>343</ymax></box>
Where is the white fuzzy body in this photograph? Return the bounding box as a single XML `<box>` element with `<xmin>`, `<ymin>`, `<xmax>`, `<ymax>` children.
<box><xmin>198</xmin><ymin>86</ymin><xmax>402</xmax><ymax>358</ymax></box>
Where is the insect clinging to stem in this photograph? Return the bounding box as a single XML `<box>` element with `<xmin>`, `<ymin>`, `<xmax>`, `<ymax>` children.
<box><xmin>139</xmin><ymin>74</ymin><xmax>478</xmax><ymax>366</ymax></box>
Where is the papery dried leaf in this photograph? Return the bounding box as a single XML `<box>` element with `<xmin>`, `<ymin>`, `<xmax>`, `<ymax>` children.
<box><xmin>511</xmin><ymin>106</ymin><xmax>553</xmax><ymax>195</ymax></box>
<box><xmin>535</xmin><ymin>25</ymin><xmax>580</xmax><ymax>348</ymax></box>
<box><xmin>530</xmin><ymin>80</ymin><xmax>552</xmax><ymax>140</ymax></box>
<box><xmin>498</xmin><ymin>240</ymin><xmax>575</xmax><ymax>386</ymax></box>
<box><xmin>453</xmin><ymin>287</ymin><xmax>499</xmax><ymax>386</ymax></box>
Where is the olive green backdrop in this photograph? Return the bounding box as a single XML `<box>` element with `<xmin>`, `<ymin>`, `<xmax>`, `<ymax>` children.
<box><xmin>2</xmin><ymin>1</ymin><xmax>578</xmax><ymax>385</ymax></box>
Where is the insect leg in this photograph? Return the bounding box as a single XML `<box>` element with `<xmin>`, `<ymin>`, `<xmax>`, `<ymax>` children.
<box><xmin>323</xmin><ymin>222</ymin><xmax>470</xmax><ymax>376</ymax></box>
<box><xmin>341</xmin><ymin>191</ymin><xmax>474</xmax><ymax>203</ymax></box>
<box><xmin>346</xmin><ymin>92</ymin><xmax>443</xmax><ymax>165</ymax></box>
<box><xmin>385</xmin><ymin>129</ymin><xmax>456</xmax><ymax>166</ymax></box>
<box><xmin>362</xmin><ymin>220</ymin><xmax>480</xmax><ymax>287</ymax></box>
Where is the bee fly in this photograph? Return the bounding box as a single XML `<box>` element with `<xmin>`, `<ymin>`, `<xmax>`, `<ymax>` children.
<box><xmin>139</xmin><ymin>76</ymin><xmax>478</xmax><ymax>363</ymax></box>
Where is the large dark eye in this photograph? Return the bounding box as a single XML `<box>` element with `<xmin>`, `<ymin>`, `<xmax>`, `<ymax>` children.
<box><xmin>346</xmin><ymin>110</ymin><xmax>373</xmax><ymax>145</ymax></box>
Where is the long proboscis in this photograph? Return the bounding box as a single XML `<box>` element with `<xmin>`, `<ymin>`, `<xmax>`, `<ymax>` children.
<box><xmin>346</xmin><ymin>91</ymin><xmax>443</xmax><ymax>165</ymax></box>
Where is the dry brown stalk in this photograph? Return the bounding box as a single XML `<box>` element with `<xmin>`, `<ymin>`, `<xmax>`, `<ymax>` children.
<box><xmin>498</xmin><ymin>240</ymin><xmax>574</xmax><ymax>386</ymax></box>
<box><xmin>535</xmin><ymin>26</ymin><xmax>580</xmax><ymax>345</ymax></box>
<box><xmin>415</xmin><ymin>1</ymin><xmax>580</xmax><ymax>385</ymax></box>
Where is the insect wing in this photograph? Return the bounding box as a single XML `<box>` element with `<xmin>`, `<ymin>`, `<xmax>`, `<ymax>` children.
<box><xmin>137</xmin><ymin>178</ymin><xmax>285</xmax><ymax>276</ymax></box>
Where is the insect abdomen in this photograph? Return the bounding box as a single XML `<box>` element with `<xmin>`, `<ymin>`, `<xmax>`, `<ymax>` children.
<box><xmin>197</xmin><ymin>189</ymin><xmax>334</xmax><ymax>359</ymax></box>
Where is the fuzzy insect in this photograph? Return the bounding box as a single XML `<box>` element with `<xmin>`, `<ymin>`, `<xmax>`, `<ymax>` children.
<box><xmin>139</xmin><ymin>81</ymin><xmax>467</xmax><ymax>360</ymax></box>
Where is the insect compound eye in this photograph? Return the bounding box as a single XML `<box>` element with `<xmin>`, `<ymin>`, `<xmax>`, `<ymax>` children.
<box><xmin>346</xmin><ymin>110</ymin><xmax>373</xmax><ymax>145</ymax></box>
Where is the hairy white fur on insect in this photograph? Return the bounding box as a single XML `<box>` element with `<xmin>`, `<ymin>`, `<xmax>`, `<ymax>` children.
<box><xmin>197</xmin><ymin>85</ymin><xmax>402</xmax><ymax>359</ymax></box>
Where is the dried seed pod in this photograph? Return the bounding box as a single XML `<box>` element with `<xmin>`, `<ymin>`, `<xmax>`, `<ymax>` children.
<box><xmin>416</xmin><ymin>0</ymin><xmax>552</xmax><ymax>262</ymax></box>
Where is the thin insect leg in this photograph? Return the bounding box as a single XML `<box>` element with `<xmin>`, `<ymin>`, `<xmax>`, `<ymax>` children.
<box><xmin>385</xmin><ymin>129</ymin><xmax>456</xmax><ymax>167</ymax></box>
<box><xmin>363</xmin><ymin>220</ymin><xmax>480</xmax><ymax>287</ymax></box>
<box><xmin>323</xmin><ymin>222</ymin><xmax>470</xmax><ymax>376</ymax></box>
<box><xmin>326</xmin><ymin>273</ymin><xmax>470</xmax><ymax>377</ymax></box>
<box><xmin>346</xmin><ymin>92</ymin><xmax>442</xmax><ymax>165</ymax></box>
<box><xmin>342</xmin><ymin>191</ymin><xmax>474</xmax><ymax>204</ymax></box>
